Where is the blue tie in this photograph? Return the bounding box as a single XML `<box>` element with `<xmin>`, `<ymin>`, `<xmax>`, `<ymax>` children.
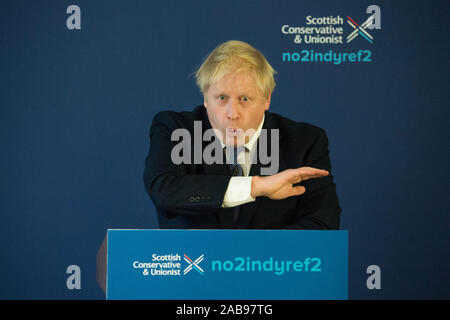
<box><xmin>229</xmin><ymin>147</ymin><xmax>244</xmax><ymax>224</ymax></box>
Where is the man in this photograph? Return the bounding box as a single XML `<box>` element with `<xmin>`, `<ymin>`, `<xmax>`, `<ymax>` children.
<box><xmin>143</xmin><ymin>40</ymin><xmax>341</xmax><ymax>229</ymax></box>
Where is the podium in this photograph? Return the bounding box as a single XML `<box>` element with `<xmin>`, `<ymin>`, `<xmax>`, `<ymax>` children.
<box><xmin>97</xmin><ymin>229</ymin><xmax>348</xmax><ymax>300</ymax></box>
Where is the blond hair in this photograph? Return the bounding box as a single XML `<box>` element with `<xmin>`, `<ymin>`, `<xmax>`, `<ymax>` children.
<box><xmin>194</xmin><ymin>40</ymin><xmax>276</xmax><ymax>98</ymax></box>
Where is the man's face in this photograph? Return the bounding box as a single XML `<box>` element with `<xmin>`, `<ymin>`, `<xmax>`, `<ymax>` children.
<box><xmin>204</xmin><ymin>71</ymin><xmax>271</xmax><ymax>147</ymax></box>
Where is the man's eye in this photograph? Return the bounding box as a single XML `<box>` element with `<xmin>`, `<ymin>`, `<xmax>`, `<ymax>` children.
<box><xmin>241</xmin><ymin>97</ymin><xmax>249</xmax><ymax>102</ymax></box>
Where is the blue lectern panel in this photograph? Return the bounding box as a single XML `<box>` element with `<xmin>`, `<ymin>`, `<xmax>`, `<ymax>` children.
<box><xmin>107</xmin><ymin>229</ymin><xmax>347</xmax><ymax>300</ymax></box>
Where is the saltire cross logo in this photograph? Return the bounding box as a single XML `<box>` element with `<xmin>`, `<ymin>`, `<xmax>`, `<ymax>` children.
<box><xmin>183</xmin><ymin>254</ymin><xmax>204</xmax><ymax>275</ymax></box>
<box><xmin>346</xmin><ymin>15</ymin><xmax>375</xmax><ymax>44</ymax></box>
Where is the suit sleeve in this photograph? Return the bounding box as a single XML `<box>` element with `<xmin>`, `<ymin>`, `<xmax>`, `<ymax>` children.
<box><xmin>282</xmin><ymin>129</ymin><xmax>342</xmax><ymax>229</ymax></box>
<box><xmin>143</xmin><ymin>111</ymin><xmax>231</xmax><ymax>218</ymax></box>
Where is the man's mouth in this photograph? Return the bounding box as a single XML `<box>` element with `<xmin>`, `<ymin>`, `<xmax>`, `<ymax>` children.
<box><xmin>226</xmin><ymin>128</ymin><xmax>240</xmax><ymax>136</ymax></box>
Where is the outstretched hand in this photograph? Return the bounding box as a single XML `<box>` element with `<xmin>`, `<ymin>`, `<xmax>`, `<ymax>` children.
<box><xmin>250</xmin><ymin>167</ymin><xmax>329</xmax><ymax>200</ymax></box>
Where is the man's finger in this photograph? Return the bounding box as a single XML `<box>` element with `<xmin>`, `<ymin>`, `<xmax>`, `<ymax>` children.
<box><xmin>291</xmin><ymin>185</ymin><xmax>306</xmax><ymax>196</ymax></box>
<box><xmin>287</xmin><ymin>174</ymin><xmax>303</xmax><ymax>184</ymax></box>
<box><xmin>286</xmin><ymin>167</ymin><xmax>327</xmax><ymax>176</ymax></box>
<box><xmin>286</xmin><ymin>168</ymin><xmax>327</xmax><ymax>181</ymax></box>
<box><xmin>300</xmin><ymin>172</ymin><xmax>329</xmax><ymax>181</ymax></box>
<box><xmin>284</xmin><ymin>167</ymin><xmax>328</xmax><ymax>184</ymax></box>
<box><xmin>296</xmin><ymin>167</ymin><xmax>329</xmax><ymax>175</ymax></box>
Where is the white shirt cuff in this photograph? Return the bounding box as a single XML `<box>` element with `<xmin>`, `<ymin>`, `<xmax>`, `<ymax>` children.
<box><xmin>222</xmin><ymin>177</ymin><xmax>256</xmax><ymax>208</ymax></box>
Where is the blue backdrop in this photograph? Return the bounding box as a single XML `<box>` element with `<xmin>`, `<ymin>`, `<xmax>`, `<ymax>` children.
<box><xmin>1</xmin><ymin>0</ymin><xmax>449</xmax><ymax>299</ymax></box>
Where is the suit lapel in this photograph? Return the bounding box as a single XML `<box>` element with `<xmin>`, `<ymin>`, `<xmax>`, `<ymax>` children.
<box><xmin>199</xmin><ymin>106</ymin><xmax>228</xmax><ymax>175</ymax></box>
<box><xmin>199</xmin><ymin>108</ymin><xmax>286</xmax><ymax>229</ymax></box>
<box><xmin>199</xmin><ymin>107</ymin><xmax>236</xmax><ymax>228</ymax></box>
<box><xmin>236</xmin><ymin>112</ymin><xmax>286</xmax><ymax>228</ymax></box>
<box><xmin>201</xmin><ymin>146</ymin><xmax>235</xmax><ymax>228</ymax></box>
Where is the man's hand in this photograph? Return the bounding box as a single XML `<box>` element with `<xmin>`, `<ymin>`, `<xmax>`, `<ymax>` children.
<box><xmin>250</xmin><ymin>167</ymin><xmax>329</xmax><ymax>200</ymax></box>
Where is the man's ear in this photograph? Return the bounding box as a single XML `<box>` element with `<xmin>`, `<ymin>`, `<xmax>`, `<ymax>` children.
<box><xmin>264</xmin><ymin>92</ymin><xmax>272</xmax><ymax>110</ymax></box>
<box><xmin>203</xmin><ymin>95</ymin><xmax>208</xmax><ymax>108</ymax></box>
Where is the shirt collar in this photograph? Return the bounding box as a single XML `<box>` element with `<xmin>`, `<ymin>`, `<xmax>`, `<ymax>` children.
<box><xmin>245</xmin><ymin>113</ymin><xmax>265</xmax><ymax>152</ymax></box>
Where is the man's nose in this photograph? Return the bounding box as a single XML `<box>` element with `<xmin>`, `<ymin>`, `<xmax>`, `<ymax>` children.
<box><xmin>226</xmin><ymin>99</ymin><xmax>240</xmax><ymax>120</ymax></box>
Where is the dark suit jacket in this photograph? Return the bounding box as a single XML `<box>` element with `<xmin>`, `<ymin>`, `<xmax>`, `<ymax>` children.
<box><xmin>143</xmin><ymin>105</ymin><xmax>341</xmax><ymax>229</ymax></box>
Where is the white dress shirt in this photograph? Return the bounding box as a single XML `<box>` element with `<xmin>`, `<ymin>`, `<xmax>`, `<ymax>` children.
<box><xmin>219</xmin><ymin>115</ymin><xmax>265</xmax><ymax>208</ymax></box>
